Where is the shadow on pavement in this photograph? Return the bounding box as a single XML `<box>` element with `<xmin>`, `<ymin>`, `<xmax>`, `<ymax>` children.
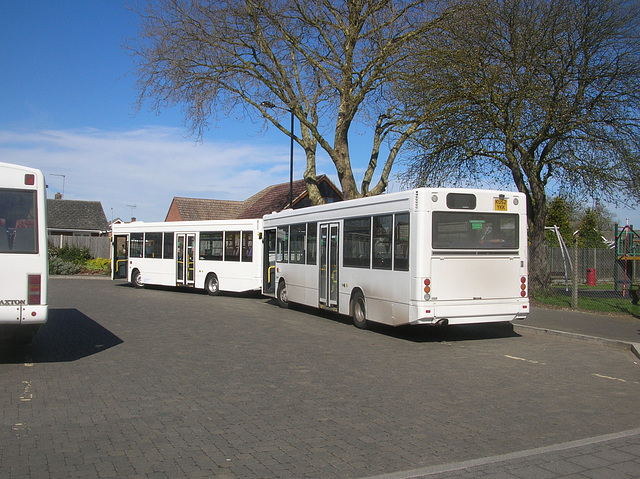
<box><xmin>371</xmin><ymin>321</ymin><xmax>521</xmax><ymax>343</ymax></box>
<box><xmin>115</xmin><ymin>281</ymin><xmax>263</xmax><ymax>298</ymax></box>
<box><xmin>270</xmin><ymin>299</ymin><xmax>521</xmax><ymax>343</ymax></box>
<box><xmin>0</xmin><ymin>308</ymin><xmax>123</xmax><ymax>364</ymax></box>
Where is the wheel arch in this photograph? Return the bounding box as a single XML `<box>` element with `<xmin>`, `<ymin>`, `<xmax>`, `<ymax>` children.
<box><xmin>349</xmin><ymin>287</ymin><xmax>365</xmax><ymax>316</ymax></box>
<box><xmin>130</xmin><ymin>267</ymin><xmax>140</xmax><ymax>283</ymax></box>
<box><xmin>276</xmin><ymin>277</ymin><xmax>289</xmax><ymax>308</ymax></box>
<box><xmin>204</xmin><ymin>272</ymin><xmax>220</xmax><ymax>295</ymax></box>
<box><xmin>131</xmin><ymin>268</ymin><xmax>144</xmax><ymax>288</ymax></box>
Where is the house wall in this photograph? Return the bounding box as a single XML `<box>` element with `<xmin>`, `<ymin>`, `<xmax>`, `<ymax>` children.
<box><xmin>165</xmin><ymin>202</ymin><xmax>182</xmax><ymax>221</ymax></box>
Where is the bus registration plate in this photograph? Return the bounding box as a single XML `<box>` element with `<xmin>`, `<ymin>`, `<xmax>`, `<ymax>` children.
<box><xmin>494</xmin><ymin>199</ymin><xmax>508</xmax><ymax>211</ymax></box>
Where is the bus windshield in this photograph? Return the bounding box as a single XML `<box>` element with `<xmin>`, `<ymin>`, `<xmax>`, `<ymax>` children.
<box><xmin>432</xmin><ymin>211</ymin><xmax>518</xmax><ymax>250</ymax></box>
<box><xmin>0</xmin><ymin>189</ymin><xmax>39</xmax><ymax>254</ymax></box>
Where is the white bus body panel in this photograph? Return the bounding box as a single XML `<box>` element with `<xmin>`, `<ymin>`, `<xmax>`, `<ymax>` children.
<box><xmin>0</xmin><ymin>253</ymin><xmax>48</xmax><ymax>324</ymax></box>
<box><xmin>266</xmin><ymin>188</ymin><xmax>529</xmax><ymax>327</ymax></box>
<box><xmin>0</xmin><ymin>162</ymin><xmax>48</xmax><ymax>325</ymax></box>
<box><xmin>112</xmin><ymin>219</ymin><xmax>263</xmax><ymax>293</ymax></box>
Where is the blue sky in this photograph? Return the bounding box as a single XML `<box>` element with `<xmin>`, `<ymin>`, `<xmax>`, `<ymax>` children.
<box><xmin>1</xmin><ymin>1</ymin><xmax>637</xmax><ymax>228</ymax></box>
<box><xmin>0</xmin><ymin>1</ymin><xmax>337</xmax><ymax>222</ymax></box>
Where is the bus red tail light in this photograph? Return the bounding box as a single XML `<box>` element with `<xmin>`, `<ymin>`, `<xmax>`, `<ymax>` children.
<box><xmin>28</xmin><ymin>275</ymin><xmax>41</xmax><ymax>305</ymax></box>
<box><xmin>520</xmin><ymin>276</ymin><xmax>527</xmax><ymax>297</ymax></box>
<box><xmin>24</xmin><ymin>174</ymin><xmax>35</xmax><ymax>186</ymax></box>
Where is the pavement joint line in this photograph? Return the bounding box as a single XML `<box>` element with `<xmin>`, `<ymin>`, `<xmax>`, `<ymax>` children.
<box><xmin>360</xmin><ymin>427</ymin><xmax>640</xmax><ymax>479</ymax></box>
<box><xmin>513</xmin><ymin>324</ymin><xmax>640</xmax><ymax>360</ymax></box>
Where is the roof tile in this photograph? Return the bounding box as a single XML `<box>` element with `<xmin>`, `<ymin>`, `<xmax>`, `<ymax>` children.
<box><xmin>47</xmin><ymin>200</ymin><xmax>109</xmax><ymax>232</ymax></box>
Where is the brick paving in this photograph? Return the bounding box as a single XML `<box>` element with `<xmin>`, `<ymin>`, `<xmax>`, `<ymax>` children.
<box><xmin>365</xmin><ymin>429</ymin><xmax>640</xmax><ymax>478</ymax></box>
<box><xmin>0</xmin><ymin>277</ymin><xmax>638</xmax><ymax>478</ymax></box>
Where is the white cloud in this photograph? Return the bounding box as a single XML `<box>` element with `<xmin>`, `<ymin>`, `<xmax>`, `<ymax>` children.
<box><xmin>0</xmin><ymin>126</ymin><xmax>293</xmax><ymax>221</ymax></box>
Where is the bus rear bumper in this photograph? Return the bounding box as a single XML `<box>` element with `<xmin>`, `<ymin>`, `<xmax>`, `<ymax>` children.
<box><xmin>410</xmin><ymin>300</ymin><xmax>529</xmax><ymax>326</ymax></box>
<box><xmin>0</xmin><ymin>305</ymin><xmax>48</xmax><ymax>325</ymax></box>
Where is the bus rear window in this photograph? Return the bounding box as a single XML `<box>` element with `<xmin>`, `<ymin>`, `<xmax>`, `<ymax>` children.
<box><xmin>0</xmin><ymin>189</ymin><xmax>38</xmax><ymax>254</ymax></box>
<box><xmin>432</xmin><ymin>212</ymin><xmax>518</xmax><ymax>250</ymax></box>
<box><xmin>446</xmin><ymin>193</ymin><xmax>476</xmax><ymax>209</ymax></box>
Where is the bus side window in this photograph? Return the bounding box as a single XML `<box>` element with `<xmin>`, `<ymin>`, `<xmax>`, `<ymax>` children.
<box><xmin>277</xmin><ymin>226</ymin><xmax>289</xmax><ymax>263</ymax></box>
<box><xmin>344</xmin><ymin>217</ymin><xmax>371</xmax><ymax>268</ymax></box>
<box><xmin>163</xmin><ymin>233</ymin><xmax>174</xmax><ymax>259</ymax></box>
<box><xmin>306</xmin><ymin>222</ymin><xmax>317</xmax><ymax>265</ymax></box>
<box><xmin>130</xmin><ymin>233</ymin><xmax>144</xmax><ymax>258</ymax></box>
<box><xmin>394</xmin><ymin>214</ymin><xmax>409</xmax><ymax>271</ymax></box>
<box><xmin>373</xmin><ymin>215</ymin><xmax>393</xmax><ymax>270</ymax></box>
<box><xmin>242</xmin><ymin>231</ymin><xmax>253</xmax><ymax>262</ymax></box>
<box><xmin>145</xmin><ymin>232</ymin><xmax>162</xmax><ymax>258</ymax></box>
<box><xmin>225</xmin><ymin>231</ymin><xmax>240</xmax><ymax>261</ymax></box>
<box><xmin>290</xmin><ymin>224</ymin><xmax>306</xmax><ymax>264</ymax></box>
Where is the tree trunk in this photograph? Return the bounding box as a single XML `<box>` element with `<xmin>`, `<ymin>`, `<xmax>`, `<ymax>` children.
<box><xmin>528</xmin><ymin>193</ymin><xmax>550</xmax><ymax>292</ymax></box>
<box><xmin>333</xmin><ymin>122</ymin><xmax>360</xmax><ymax>200</ymax></box>
<box><xmin>302</xmin><ymin>147</ymin><xmax>324</xmax><ymax>206</ymax></box>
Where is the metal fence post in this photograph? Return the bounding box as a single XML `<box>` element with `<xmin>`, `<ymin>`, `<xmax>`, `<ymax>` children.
<box><xmin>572</xmin><ymin>235</ymin><xmax>579</xmax><ymax>309</ymax></box>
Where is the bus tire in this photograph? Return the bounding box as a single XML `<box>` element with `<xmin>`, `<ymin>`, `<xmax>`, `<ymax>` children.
<box><xmin>132</xmin><ymin>269</ymin><xmax>144</xmax><ymax>288</ymax></box>
<box><xmin>351</xmin><ymin>291</ymin><xmax>368</xmax><ymax>329</ymax></box>
<box><xmin>205</xmin><ymin>273</ymin><xmax>220</xmax><ymax>296</ymax></box>
<box><xmin>277</xmin><ymin>280</ymin><xmax>289</xmax><ymax>308</ymax></box>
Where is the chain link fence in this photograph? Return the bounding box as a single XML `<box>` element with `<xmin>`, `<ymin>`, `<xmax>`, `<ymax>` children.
<box><xmin>533</xmin><ymin>244</ymin><xmax>638</xmax><ymax>310</ymax></box>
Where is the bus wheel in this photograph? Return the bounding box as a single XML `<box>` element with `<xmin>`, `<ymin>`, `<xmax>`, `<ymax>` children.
<box><xmin>132</xmin><ymin>270</ymin><xmax>144</xmax><ymax>288</ymax></box>
<box><xmin>351</xmin><ymin>291</ymin><xmax>368</xmax><ymax>329</ymax></box>
<box><xmin>277</xmin><ymin>280</ymin><xmax>289</xmax><ymax>308</ymax></box>
<box><xmin>205</xmin><ymin>273</ymin><xmax>220</xmax><ymax>296</ymax></box>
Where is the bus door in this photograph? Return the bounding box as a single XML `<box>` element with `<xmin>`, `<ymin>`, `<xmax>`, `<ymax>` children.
<box><xmin>113</xmin><ymin>235</ymin><xmax>128</xmax><ymax>279</ymax></box>
<box><xmin>176</xmin><ymin>233</ymin><xmax>196</xmax><ymax>287</ymax></box>
<box><xmin>262</xmin><ymin>228</ymin><xmax>276</xmax><ymax>295</ymax></box>
<box><xmin>319</xmin><ymin>223</ymin><xmax>339</xmax><ymax>309</ymax></box>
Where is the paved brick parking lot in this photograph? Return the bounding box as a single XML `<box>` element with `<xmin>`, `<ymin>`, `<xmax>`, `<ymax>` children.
<box><xmin>1</xmin><ymin>277</ymin><xmax>639</xmax><ymax>478</ymax></box>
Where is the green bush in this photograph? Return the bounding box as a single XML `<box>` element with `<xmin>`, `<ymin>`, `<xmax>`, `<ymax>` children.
<box><xmin>85</xmin><ymin>258</ymin><xmax>111</xmax><ymax>273</ymax></box>
<box><xmin>49</xmin><ymin>257</ymin><xmax>84</xmax><ymax>275</ymax></box>
<box><xmin>56</xmin><ymin>244</ymin><xmax>92</xmax><ymax>264</ymax></box>
<box><xmin>48</xmin><ymin>243</ymin><xmax>110</xmax><ymax>275</ymax></box>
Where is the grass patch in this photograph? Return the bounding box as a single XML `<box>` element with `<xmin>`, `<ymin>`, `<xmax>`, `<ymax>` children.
<box><xmin>533</xmin><ymin>289</ymin><xmax>640</xmax><ymax>317</ymax></box>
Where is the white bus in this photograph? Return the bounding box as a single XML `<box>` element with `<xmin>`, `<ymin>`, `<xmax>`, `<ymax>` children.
<box><xmin>0</xmin><ymin>162</ymin><xmax>48</xmax><ymax>338</ymax></box>
<box><xmin>111</xmin><ymin>219</ymin><xmax>263</xmax><ymax>295</ymax></box>
<box><xmin>262</xmin><ymin>188</ymin><xmax>529</xmax><ymax>328</ymax></box>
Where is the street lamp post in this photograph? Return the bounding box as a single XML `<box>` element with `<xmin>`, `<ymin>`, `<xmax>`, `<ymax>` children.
<box><xmin>261</xmin><ymin>101</ymin><xmax>294</xmax><ymax>208</ymax></box>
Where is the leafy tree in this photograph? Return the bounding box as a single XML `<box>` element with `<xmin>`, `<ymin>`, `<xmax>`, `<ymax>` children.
<box><xmin>546</xmin><ymin>196</ymin><xmax>574</xmax><ymax>246</ymax></box>
<box><xmin>128</xmin><ymin>0</ymin><xmax>444</xmax><ymax>202</ymax></box>
<box><xmin>577</xmin><ymin>208</ymin><xmax>607</xmax><ymax>247</ymax></box>
<box><xmin>588</xmin><ymin>202</ymin><xmax>615</xmax><ymax>234</ymax></box>
<box><xmin>396</xmin><ymin>0</ymin><xmax>640</xmax><ymax>289</ymax></box>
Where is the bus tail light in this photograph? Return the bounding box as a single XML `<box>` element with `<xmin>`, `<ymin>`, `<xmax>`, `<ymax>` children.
<box><xmin>28</xmin><ymin>275</ymin><xmax>41</xmax><ymax>305</ymax></box>
<box><xmin>24</xmin><ymin>174</ymin><xmax>35</xmax><ymax>186</ymax></box>
<box><xmin>423</xmin><ymin>278</ymin><xmax>431</xmax><ymax>300</ymax></box>
<box><xmin>520</xmin><ymin>276</ymin><xmax>527</xmax><ymax>297</ymax></box>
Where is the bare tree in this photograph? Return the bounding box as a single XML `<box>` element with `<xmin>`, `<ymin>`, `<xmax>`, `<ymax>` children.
<box><xmin>128</xmin><ymin>0</ymin><xmax>443</xmax><ymax>202</ymax></box>
<box><xmin>398</xmin><ymin>0</ymin><xmax>640</xmax><ymax>288</ymax></box>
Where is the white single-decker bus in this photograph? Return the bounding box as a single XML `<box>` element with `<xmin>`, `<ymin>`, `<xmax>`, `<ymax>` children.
<box><xmin>0</xmin><ymin>162</ymin><xmax>48</xmax><ymax>339</ymax></box>
<box><xmin>262</xmin><ymin>188</ymin><xmax>529</xmax><ymax>328</ymax></box>
<box><xmin>112</xmin><ymin>219</ymin><xmax>263</xmax><ymax>295</ymax></box>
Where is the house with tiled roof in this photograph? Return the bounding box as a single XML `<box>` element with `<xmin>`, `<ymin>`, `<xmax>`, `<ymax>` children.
<box><xmin>165</xmin><ymin>176</ymin><xmax>343</xmax><ymax>222</ymax></box>
<box><xmin>47</xmin><ymin>199</ymin><xmax>109</xmax><ymax>236</ymax></box>
<box><xmin>165</xmin><ymin>198</ymin><xmax>244</xmax><ymax>222</ymax></box>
